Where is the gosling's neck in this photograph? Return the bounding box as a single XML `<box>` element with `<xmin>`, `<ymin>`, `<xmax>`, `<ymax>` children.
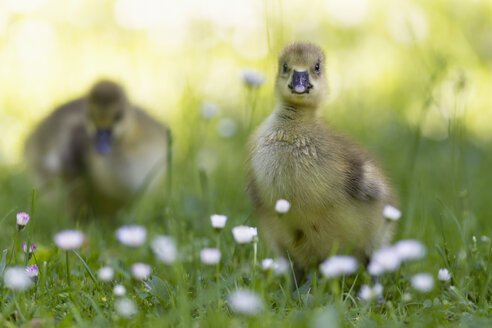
<box><xmin>274</xmin><ymin>102</ymin><xmax>320</xmax><ymax>122</ymax></box>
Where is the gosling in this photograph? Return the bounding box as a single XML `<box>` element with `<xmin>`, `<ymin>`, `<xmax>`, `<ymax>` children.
<box><xmin>248</xmin><ymin>42</ymin><xmax>396</xmax><ymax>282</ymax></box>
<box><xmin>25</xmin><ymin>80</ymin><xmax>170</xmax><ymax>213</ymax></box>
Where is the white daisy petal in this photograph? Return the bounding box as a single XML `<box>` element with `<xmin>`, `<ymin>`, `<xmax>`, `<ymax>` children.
<box><xmin>275</xmin><ymin>199</ymin><xmax>291</xmax><ymax>214</ymax></box>
<box><xmin>97</xmin><ymin>266</ymin><xmax>115</xmax><ymax>282</ymax></box>
<box><xmin>115</xmin><ymin>298</ymin><xmax>137</xmax><ymax>318</ymax></box>
<box><xmin>411</xmin><ymin>273</ymin><xmax>434</xmax><ymax>293</ymax></box>
<box><xmin>358</xmin><ymin>283</ymin><xmax>383</xmax><ymax>301</ymax></box>
<box><xmin>131</xmin><ymin>263</ymin><xmax>151</xmax><ymax>280</ymax></box>
<box><xmin>394</xmin><ymin>239</ymin><xmax>426</xmax><ymax>261</ymax></box>
<box><xmin>115</xmin><ymin>225</ymin><xmax>147</xmax><ymax>247</ymax></box>
<box><xmin>319</xmin><ymin>255</ymin><xmax>358</xmax><ymax>278</ymax></box>
<box><xmin>437</xmin><ymin>268</ymin><xmax>451</xmax><ymax>282</ymax></box>
<box><xmin>113</xmin><ymin>284</ymin><xmax>127</xmax><ymax>296</ymax></box>
<box><xmin>368</xmin><ymin>246</ymin><xmax>401</xmax><ymax>275</ymax></box>
<box><xmin>383</xmin><ymin>205</ymin><xmax>401</xmax><ymax>221</ymax></box>
<box><xmin>54</xmin><ymin>230</ymin><xmax>84</xmax><ymax>250</ymax></box>
<box><xmin>4</xmin><ymin>267</ymin><xmax>33</xmax><ymax>291</ymax></box>
<box><xmin>228</xmin><ymin>289</ymin><xmax>264</xmax><ymax>315</ymax></box>
<box><xmin>151</xmin><ymin>235</ymin><xmax>177</xmax><ymax>264</ymax></box>
<box><xmin>240</xmin><ymin>68</ymin><xmax>265</xmax><ymax>87</ymax></box>
<box><xmin>210</xmin><ymin>214</ymin><xmax>227</xmax><ymax>229</ymax></box>
<box><xmin>200</xmin><ymin>248</ymin><xmax>221</xmax><ymax>265</ymax></box>
<box><xmin>261</xmin><ymin>258</ymin><xmax>274</xmax><ymax>271</ymax></box>
<box><xmin>232</xmin><ymin>226</ymin><xmax>257</xmax><ymax>244</ymax></box>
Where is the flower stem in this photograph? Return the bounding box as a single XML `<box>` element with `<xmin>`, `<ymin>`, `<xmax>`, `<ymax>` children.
<box><xmin>13</xmin><ymin>292</ymin><xmax>26</xmax><ymax>322</ymax></box>
<box><xmin>65</xmin><ymin>251</ymin><xmax>71</xmax><ymax>287</ymax></box>
<box><xmin>8</xmin><ymin>230</ymin><xmax>19</xmax><ymax>265</ymax></box>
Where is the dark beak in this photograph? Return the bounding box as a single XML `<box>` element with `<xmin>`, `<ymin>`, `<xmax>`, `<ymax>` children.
<box><xmin>95</xmin><ymin>129</ymin><xmax>112</xmax><ymax>155</ymax></box>
<box><xmin>288</xmin><ymin>70</ymin><xmax>313</xmax><ymax>94</ymax></box>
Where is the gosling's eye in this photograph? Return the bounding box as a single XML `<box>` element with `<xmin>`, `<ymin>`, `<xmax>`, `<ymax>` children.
<box><xmin>314</xmin><ymin>62</ymin><xmax>320</xmax><ymax>74</ymax></box>
<box><xmin>282</xmin><ymin>62</ymin><xmax>288</xmax><ymax>74</ymax></box>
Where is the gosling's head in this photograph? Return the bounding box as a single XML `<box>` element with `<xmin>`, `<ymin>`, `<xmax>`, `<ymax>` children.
<box><xmin>275</xmin><ymin>42</ymin><xmax>327</xmax><ymax>109</ymax></box>
<box><xmin>86</xmin><ymin>80</ymin><xmax>129</xmax><ymax>155</ymax></box>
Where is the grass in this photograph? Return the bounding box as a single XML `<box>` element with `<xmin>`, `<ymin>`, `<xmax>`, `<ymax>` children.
<box><xmin>1</xmin><ymin>1</ymin><xmax>492</xmax><ymax>326</ymax></box>
<box><xmin>0</xmin><ymin>79</ymin><xmax>491</xmax><ymax>327</ymax></box>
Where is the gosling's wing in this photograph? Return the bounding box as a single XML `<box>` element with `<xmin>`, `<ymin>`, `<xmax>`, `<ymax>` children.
<box><xmin>323</xmin><ymin>132</ymin><xmax>388</xmax><ymax>202</ymax></box>
<box><xmin>343</xmin><ymin>154</ymin><xmax>387</xmax><ymax>201</ymax></box>
<box><xmin>25</xmin><ymin>98</ymin><xmax>88</xmax><ymax>185</ymax></box>
<box><xmin>133</xmin><ymin>106</ymin><xmax>170</xmax><ymax>144</ymax></box>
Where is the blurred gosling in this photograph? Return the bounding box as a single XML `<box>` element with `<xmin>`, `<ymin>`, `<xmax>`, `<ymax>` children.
<box><xmin>25</xmin><ymin>80</ymin><xmax>170</xmax><ymax>213</ymax></box>
<box><xmin>248</xmin><ymin>42</ymin><xmax>396</xmax><ymax>282</ymax></box>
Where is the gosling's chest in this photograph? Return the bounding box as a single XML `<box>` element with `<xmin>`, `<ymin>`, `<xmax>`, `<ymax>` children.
<box><xmin>251</xmin><ymin>128</ymin><xmax>327</xmax><ymax>204</ymax></box>
<box><xmin>88</xmin><ymin>146</ymin><xmax>164</xmax><ymax>199</ymax></box>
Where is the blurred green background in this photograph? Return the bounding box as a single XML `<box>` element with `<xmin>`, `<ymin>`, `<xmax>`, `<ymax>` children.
<box><xmin>0</xmin><ymin>0</ymin><xmax>491</xmax><ymax>163</ymax></box>
<box><xmin>1</xmin><ymin>0</ymin><xmax>492</xmax><ymax>260</ymax></box>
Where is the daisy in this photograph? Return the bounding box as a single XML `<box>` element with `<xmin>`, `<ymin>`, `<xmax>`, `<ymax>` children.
<box><xmin>210</xmin><ymin>214</ymin><xmax>227</xmax><ymax>229</ymax></box>
<box><xmin>358</xmin><ymin>283</ymin><xmax>383</xmax><ymax>301</ymax></box>
<box><xmin>115</xmin><ymin>225</ymin><xmax>147</xmax><ymax>247</ymax></box>
<box><xmin>437</xmin><ymin>268</ymin><xmax>451</xmax><ymax>282</ymax></box>
<box><xmin>367</xmin><ymin>246</ymin><xmax>401</xmax><ymax>276</ymax></box>
<box><xmin>98</xmin><ymin>266</ymin><xmax>115</xmax><ymax>282</ymax></box>
<box><xmin>151</xmin><ymin>235</ymin><xmax>177</xmax><ymax>264</ymax></box>
<box><xmin>273</xmin><ymin>258</ymin><xmax>290</xmax><ymax>275</ymax></box>
<box><xmin>200</xmin><ymin>248</ymin><xmax>221</xmax><ymax>265</ymax></box>
<box><xmin>114</xmin><ymin>284</ymin><xmax>127</xmax><ymax>296</ymax></box>
<box><xmin>217</xmin><ymin>118</ymin><xmax>237</xmax><ymax>138</ymax></box>
<box><xmin>394</xmin><ymin>239</ymin><xmax>426</xmax><ymax>261</ymax></box>
<box><xmin>275</xmin><ymin>199</ymin><xmax>291</xmax><ymax>214</ymax></box>
<box><xmin>411</xmin><ymin>273</ymin><xmax>434</xmax><ymax>293</ymax></box>
<box><xmin>54</xmin><ymin>230</ymin><xmax>84</xmax><ymax>250</ymax></box>
<box><xmin>240</xmin><ymin>68</ymin><xmax>265</xmax><ymax>88</ymax></box>
<box><xmin>382</xmin><ymin>205</ymin><xmax>401</xmax><ymax>221</ymax></box>
<box><xmin>200</xmin><ymin>101</ymin><xmax>219</xmax><ymax>119</ymax></box>
<box><xmin>261</xmin><ymin>258</ymin><xmax>274</xmax><ymax>271</ymax></box>
<box><xmin>228</xmin><ymin>289</ymin><xmax>264</xmax><ymax>315</ymax></box>
<box><xmin>115</xmin><ymin>298</ymin><xmax>137</xmax><ymax>318</ymax></box>
<box><xmin>319</xmin><ymin>255</ymin><xmax>358</xmax><ymax>278</ymax></box>
<box><xmin>16</xmin><ymin>212</ymin><xmax>30</xmax><ymax>230</ymax></box>
<box><xmin>232</xmin><ymin>226</ymin><xmax>257</xmax><ymax>244</ymax></box>
<box><xmin>4</xmin><ymin>267</ymin><xmax>33</xmax><ymax>291</ymax></box>
<box><xmin>25</xmin><ymin>264</ymin><xmax>39</xmax><ymax>281</ymax></box>
<box><xmin>22</xmin><ymin>242</ymin><xmax>37</xmax><ymax>254</ymax></box>
<box><xmin>131</xmin><ymin>263</ymin><xmax>151</xmax><ymax>280</ymax></box>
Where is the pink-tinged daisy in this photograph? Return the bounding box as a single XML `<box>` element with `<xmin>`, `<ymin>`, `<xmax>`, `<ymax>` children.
<box><xmin>25</xmin><ymin>264</ymin><xmax>39</xmax><ymax>282</ymax></box>
<box><xmin>16</xmin><ymin>212</ymin><xmax>30</xmax><ymax>230</ymax></box>
<box><xmin>22</xmin><ymin>242</ymin><xmax>37</xmax><ymax>254</ymax></box>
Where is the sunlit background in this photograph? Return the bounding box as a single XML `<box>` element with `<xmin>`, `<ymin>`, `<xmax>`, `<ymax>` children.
<box><xmin>1</xmin><ymin>0</ymin><xmax>492</xmax><ymax>166</ymax></box>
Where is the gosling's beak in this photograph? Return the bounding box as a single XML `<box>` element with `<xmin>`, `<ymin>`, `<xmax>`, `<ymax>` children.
<box><xmin>95</xmin><ymin>129</ymin><xmax>112</xmax><ymax>155</ymax></box>
<box><xmin>288</xmin><ymin>70</ymin><xmax>313</xmax><ymax>94</ymax></box>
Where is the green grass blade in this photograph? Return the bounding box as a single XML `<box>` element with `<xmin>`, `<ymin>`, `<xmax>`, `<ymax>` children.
<box><xmin>0</xmin><ymin>249</ymin><xmax>7</xmax><ymax>277</ymax></box>
<box><xmin>73</xmin><ymin>250</ymin><xmax>98</xmax><ymax>285</ymax></box>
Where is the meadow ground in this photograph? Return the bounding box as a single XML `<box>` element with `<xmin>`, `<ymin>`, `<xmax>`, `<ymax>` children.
<box><xmin>2</xmin><ymin>0</ymin><xmax>492</xmax><ymax>327</ymax></box>
<box><xmin>0</xmin><ymin>83</ymin><xmax>492</xmax><ymax>327</ymax></box>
